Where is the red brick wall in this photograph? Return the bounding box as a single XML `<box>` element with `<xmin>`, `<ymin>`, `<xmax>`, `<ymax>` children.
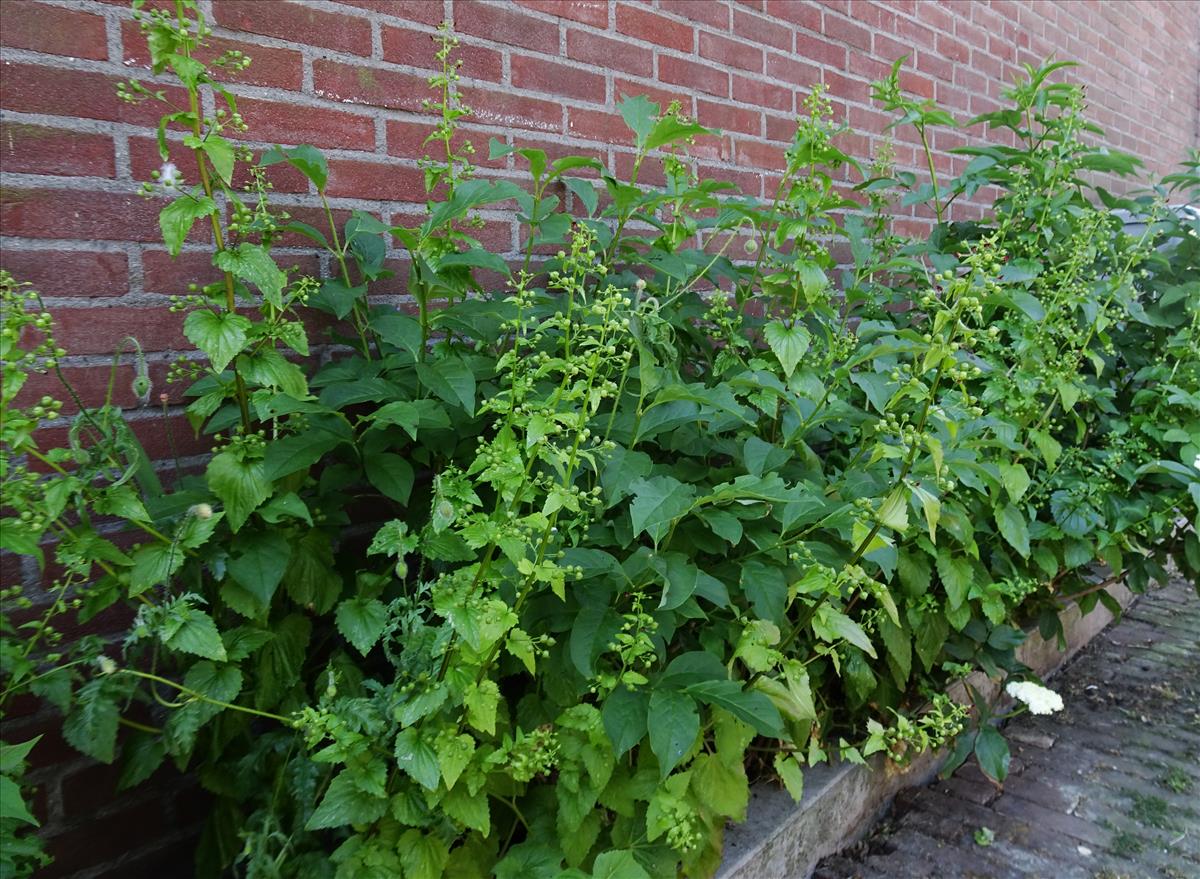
<box><xmin>1</xmin><ymin>1</ymin><xmax>1198</xmax><ymax>876</ymax></box>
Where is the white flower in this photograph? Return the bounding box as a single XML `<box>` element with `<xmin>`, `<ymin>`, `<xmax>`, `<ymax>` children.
<box><xmin>188</xmin><ymin>502</ymin><xmax>213</xmax><ymax>520</ymax></box>
<box><xmin>158</xmin><ymin>162</ymin><xmax>182</xmax><ymax>189</ymax></box>
<box><xmin>1005</xmin><ymin>680</ymin><xmax>1064</xmax><ymax>715</ymax></box>
<box><xmin>1193</xmin><ymin>452</ymin><xmax>1200</xmax><ymax>472</ymax></box>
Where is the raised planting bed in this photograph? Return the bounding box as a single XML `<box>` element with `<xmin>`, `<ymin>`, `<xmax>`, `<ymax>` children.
<box><xmin>718</xmin><ymin>577</ymin><xmax>1136</xmax><ymax>879</ymax></box>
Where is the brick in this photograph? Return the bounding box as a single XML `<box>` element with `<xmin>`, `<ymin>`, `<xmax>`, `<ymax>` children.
<box><xmin>512</xmin><ymin>55</ymin><xmax>606</xmax><ymax>103</ymax></box>
<box><xmin>212</xmin><ymin>0</ymin><xmax>371</xmax><ymax>56</ymax></box>
<box><xmin>823</xmin><ymin>70</ymin><xmax>871</xmax><ymax>105</ymax></box>
<box><xmin>53</xmin><ymin>307</ymin><xmax>187</xmax><ymax>354</ymax></box>
<box><xmin>765</xmin><ymin>52</ymin><xmax>821</xmax><ymax>90</ymax></box>
<box><xmin>732</xmin><ymin>8</ymin><xmax>793</xmax><ymax>50</ymax></box>
<box><xmin>0</xmin><ymin>123</ymin><xmax>115</xmax><ymax>178</ymax></box>
<box><xmin>331</xmin><ymin>0</ymin><xmax>444</xmax><ymax>25</ymax></box>
<box><xmin>0</xmin><ymin>249</ymin><xmax>127</xmax><ymax>298</ymax></box>
<box><xmin>312</xmin><ymin>58</ymin><xmax>427</xmax><ymax>114</ymax></box>
<box><xmin>325</xmin><ymin>158</ymin><xmax>425</xmax><ymax>200</ymax></box>
<box><xmin>794</xmin><ymin>30</ymin><xmax>848</xmax><ymax>68</ymax></box>
<box><xmin>1</xmin><ymin>190</ymin><xmax>187</xmax><ymax>245</ymax></box>
<box><xmin>454</xmin><ymin>1</ymin><xmax>560</xmax><ymax>52</ymax></box>
<box><xmin>381</xmin><ymin>26</ymin><xmax>503</xmax><ymax>82</ymax></box>
<box><xmin>0</xmin><ymin>62</ymin><xmax>186</xmax><ymax>127</ymax></box>
<box><xmin>824</xmin><ymin>12</ymin><xmax>872</xmax><ymax>51</ymax></box>
<box><xmin>466</xmin><ymin>89</ymin><xmax>562</xmax><ymax>133</ymax></box>
<box><xmin>658</xmin><ymin>55</ymin><xmax>729</xmax><ymax>99</ymax></box>
<box><xmin>937</xmin><ymin>31</ymin><xmax>971</xmax><ymax>64</ymax></box>
<box><xmin>696</xmin><ymin>99</ymin><xmax>761</xmax><ymax>137</ymax></box>
<box><xmin>567</xmin><ymin>107</ymin><xmax>632</xmax><ymax>143</ymax></box>
<box><xmin>567</xmin><ymin>28</ymin><xmax>653</xmax><ymax>77</ymax></box>
<box><xmin>764</xmin><ymin>0</ymin><xmax>822</xmax><ymax>31</ymax></box>
<box><xmin>127</xmin><ymin>138</ymin><xmax>311</xmax><ymax>195</ymax></box>
<box><xmin>616</xmin><ymin>4</ymin><xmax>694</xmax><ymax>52</ymax></box>
<box><xmin>736</xmin><ymin>139</ymin><xmax>786</xmax><ymax>170</ymax></box>
<box><xmin>659</xmin><ymin>0</ymin><xmax>730</xmax><ymax>29</ymax></box>
<box><xmin>234</xmin><ymin>95</ymin><xmax>376</xmax><ymax>150</ymax></box>
<box><xmin>121</xmin><ymin>22</ymin><xmax>303</xmax><ymax>91</ymax></box>
<box><xmin>699</xmin><ymin>31</ymin><xmax>764</xmax><ymax>73</ymax></box>
<box><xmin>0</xmin><ymin>1</ymin><xmax>108</xmax><ymax>60</ymax></box>
<box><xmin>516</xmin><ymin>0</ymin><xmax>608</xmax><ymax>26</ymax></box>
<box><xmin>385</xmin><ymin>120</ymin><xmax>507</xmax><ymax>171</ymax></box>
<box><xmin>733</xmin><ymin>72</ymin><xmax>793</xmax><ymax>112</ymax></box>
<box><xmin>614</xmin><ymin>77</ymin><xmax>692</xmax><ymax>114</ymax></box>
<box><xmin>765</xmin><ymin>113</ymin><xmax>796</xmax><ymax>141</ymax></box>
<box><xmin>42</xmin><ymin>799</ymin><xmax>179</xmax><ymax>878</ymax></box>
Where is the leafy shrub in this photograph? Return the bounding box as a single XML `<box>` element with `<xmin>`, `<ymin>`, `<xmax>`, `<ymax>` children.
<box><xmin>1</xmin><ymin>3</ymin><xmax>1197</xmax><ymax>877</ymax></box>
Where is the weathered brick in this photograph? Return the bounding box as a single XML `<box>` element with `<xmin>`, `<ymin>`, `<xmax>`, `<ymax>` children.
<box><xmin>466</xmin><ymin>88</ymin><xmax>563</xmax><ymax>134</ymax></box>
<box><xmin>121</xmin><ymin>21</ymin><xmax>303</xmax><ymax>91</ymax></box>
<box><xmin>0</xmin><ymin>249</ymin><xmax>128</xmax><ymax>298</ymax></box>
<box><xmin>0</xmin><ymin>123</ymin><xmax>115</xmax><ymax>178</ymax></box>
<box><xmin>699</xmin><ymin>31</ymin><xmax>764</xmax><ymax>73</ymax></box>
<box><xmin>212</xmin><ymin>0</ymin><xmax>372</xmax><ymax>56</ymax></box>
<box><xmin>325</xmin><ymin>158</ymin><xmax>425</xmax><ymax>200</ymax></box>
<box><xmin>0</xmin><ymin>62</ymin><xmax>186</xmax><ymax>127</ymax></box>
<box><xmin>1</xmin><ymin>189</ymin><xmax>188</xmax><ymax>244</ymax></box>
<box><xmin>454</xmin><ymin>1</ymin><xmax>560</xmax><ymax>51</ymax></box>
<box><xmin>516</xmin><ymin>0</ymin><xmax>608</xmax><ymax>26</ymax></box>
<box><xmin>732</xmin><ymin>8</ymin><xmax>793</xmax><ymax>50</ymax></box>
<box><xmin>381</xmin><ymin>26</ymin><xmax>504</xmax><ymax>81</ymax></box>
<box><xmin>233</xmin><ymin>95</ymin><xmax>377</xmax><ymax>150</ymax></box>
<box><xmin>616</xmin><ymin>4</ymin><xmax>694</xmax><ymax>52</ymax></box>
<box><xmin>567</xmin><ymin>28</ymin><xmax>653</xmax><ymax>77</ymax></box>
<box><xmin>659</xmin><ymin>0</ymin><xmax>730</xmax><ymax>29</ymax></box>
<box><xmin>658</xmin><ymin>55</ymin><xmax>729</xmax><ymax>99</ymax></box>
<box><xmin>0</xmin><ymin>1</ymin><xmax>108</xmax><ymax>60</ymax></box>
<box><xmin>331</xmin><ymin>0</ymin><xmax>443</xmax><ymax>25</ymax></box>
<box><xmin>312</xmin><ymin>58</ymin><xmax>427</xmax><ymax>114</ymax></box>
<box><xmin>733</xmin><ymin>72</ymin><xmax>794</xmax><ymax>112</ymax></box>
<box><xmin>696</xmin><ymin>99</ymin><xmax>761</xmax><ymax>136</ymax></box>
<box><xmin>512</xmin><ymin>55</ymin><xmax>606</xmax><ymax>103</ymax></box>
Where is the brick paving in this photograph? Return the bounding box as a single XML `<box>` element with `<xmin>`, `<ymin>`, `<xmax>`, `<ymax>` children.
<box><xmin>814</xmin><ymin>576</ymin><xmax>1200</xmax><ymax>879</ymax></box>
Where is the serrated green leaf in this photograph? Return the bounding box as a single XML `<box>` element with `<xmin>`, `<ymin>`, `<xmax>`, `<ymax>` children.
<box><xmin>227</xmin><ymin>530</ymin><xmax>292</xmax><ymax>608</ymax></box>
<box><xmin>398</xmin><ymin>829</ymin><xmax>450</xmax><ymax>879</ymax></box>
<box><xmin>306</xmin><ymin>770</ymin><xmax>387</xmax><ymax>830</ymax></box>
<box><xmin>393</xmin><ymin>727</ymin><xmax>440</xmax><ymax>791</ymax></box>
<box><xmin>936</xmin><ymin>549</ymin><xmax>973</xmax><ymax>609</ymax></box>
<box><xmin>996</xmin><ymin>503</ymin><xmax>1030</xmax><ymax>558</ymax></box>
<box><xmin>214</xmin><ymin>243</ymin><xmax>286</xmax><ymax>309</ymax></box>
<box><xmin>160</xmin><ymin>189</ymin><xmax>216</xmax><ymax>256</ymax></box>
<box><xmin>334</xmin><ymin>597</ymin><xmax>389</xmax><ymax>655</ymax></box>
<box><xmin>207</xmin><ymin>450</ymin><xmax>271</xmax><ymax>533</ymax></box>
<box><xmin>435</xmin><ymin>731</ymin><xmax>475</xmax><ymax>790</ymax></box>
<box><xmin>647</xmin><ymin>689</ymin><xmax>698</xmax><ymax>777</ymax></box>
<box><xmin>464</xmin><ymin>679</ymin><xmax>500</xmax><ymax>735</ymax></box>
<box><xmin>165</xmin><ymin>609</ymin><xmax>227</xmax><ymax>661</ymax></box>
<box><xmin>628</xmin><ymin>476</ymin><xmax>695</xmax><ymax>545</ymax></box>
<box><xmin>63</xmin><ymin>679</ymin><xmax>119</xmax><ymax>764</ymax></box>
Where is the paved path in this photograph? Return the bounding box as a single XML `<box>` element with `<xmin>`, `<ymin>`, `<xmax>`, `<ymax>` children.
<box><xmin>814</xmin><ymin>576</ymin><xmax>1200</xmax><ymax>879</ymax></box>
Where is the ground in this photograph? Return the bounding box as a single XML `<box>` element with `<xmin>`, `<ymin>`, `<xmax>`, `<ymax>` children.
<box><xmin>814</xmin><ymin>575</ymin><xmax>1200</xmax><ymax>879</ymax></box>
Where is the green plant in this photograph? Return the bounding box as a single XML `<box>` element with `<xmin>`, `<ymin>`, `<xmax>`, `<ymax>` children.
<box><xmin>1</xmin><ymin>7</ymin><xmax>1197</xmax><ymax>879</ymax></box>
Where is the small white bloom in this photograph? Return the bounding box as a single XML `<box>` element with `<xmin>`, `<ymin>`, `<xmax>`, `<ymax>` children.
<box><xmin>1193</xmin><ymin>453</ymin><xmax>1200</xmax><ymax>472</ymax></box>
<box><xmin>1005</xmin><ymin>680</ymin><xmax>1064</xmax><ymax>715</ymax></box>
<box><xmin>159</xmin><ymin>162</ymin><xmax>182</xmax><ymax>189</ymax></box>
<box><xmin>97</xmin><ymin>655</ymin><xmax>117</xmax><ymax>675</ymax></box>
<box><xmin>189</xmin><ymin>502</ymin><xmax>213</xmax><ymax>520</ymax></box>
